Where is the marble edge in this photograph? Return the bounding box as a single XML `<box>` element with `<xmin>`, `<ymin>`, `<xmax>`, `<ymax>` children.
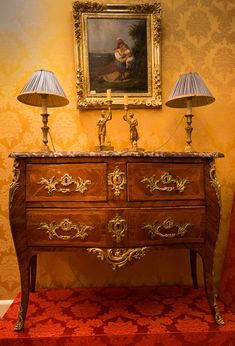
<box><xmin>9</xmin><ymin>151</ymin><xmax>224</xmax><ymax>158</ymax></box>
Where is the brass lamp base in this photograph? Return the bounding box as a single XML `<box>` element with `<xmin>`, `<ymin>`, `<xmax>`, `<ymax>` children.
<box><xmin>40</xmin><ymin>113</ymin><xmax>52</xmax><ymax>152</ymax></box>
<box><xmin>40</xmin><ymin>143</ymin><xmax>52</xmax><ymax>152</ymax></box>
<box><xmin>184</xmin><ymin>113</ymin><xmax>195</xmax><ymax>152</ymax></box>
<box><xmin>184</xmin><ymin>143</ymin><xmax>194</xmax><ymax>152</ymax></box>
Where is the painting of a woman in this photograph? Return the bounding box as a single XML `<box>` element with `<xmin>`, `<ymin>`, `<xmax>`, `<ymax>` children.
<box><xmin>87</xmin><ymin>18</ymin><xmax>148</xmax><ymax>93</ymax></box>
<box><xmin>97</xmin><ymin>37</ymin><xmax>135</xmax><ymax>83</ymax></box>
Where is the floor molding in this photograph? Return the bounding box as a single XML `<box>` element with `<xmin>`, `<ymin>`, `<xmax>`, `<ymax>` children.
<box><xmin>0</xmin><ymin>300</ymin><xmax>13</xmax><ymax>318</ymax></box>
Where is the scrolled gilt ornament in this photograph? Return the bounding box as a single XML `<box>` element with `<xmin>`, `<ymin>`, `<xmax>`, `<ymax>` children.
<box><xmin>108</xmin><ymin>213</ymin><xmax>127</xmax><ymax>243</ymax></box>
<box><xmin>14</xmin><ymin>303</ymin><xmax>24</xmax><ymax>331</ymax></box>
<box><xmin>39</xmin><ymin>218</ymin><xmax>94</xmax><ymax>241</ymax></box>
<box><xmin>154</xmin><ymin>69</ymin><xmax>162</xmax><ymax>97</ymax></box>
<box><xmin>209</xmin><ymin>160</ymin><xmax>221</xmax><ymax>207</ymax></box>
<box><xmin>129</xmin><ymin>3</ymin><xmax>161</xmax><ymax>45</ymax></box>
<box><xmin>73</xmin><ymin>1</ymin><xmax>106</xmax><ymax>42</ymax></box>
<box><xmin>108</xmin><ymin>166</ymin><xmax>126</xmax><ymax>197</ymax></box>
<box><xmin>9</xmin><ymin>160</ymin><xmax>20</xmax><ymax>208</ymax></box>
<box><xmin>141</xmin><ymin>171</ymin><xmax>190</xmax><ymax>193</ymax></box>
<box><xmin>213</xmin><ymin>293</ymin><xmax>224</xmax><ymax>325</ymax></box>
<box><xmin>76</xmin><ymin>69</ymin><xmax>84</xmax><ymax>98</ymax></box>
<box><xmin>87</xmin><ymin>247</ymin><xmax>149</xmax><ymax>270</ymax></box>
<box><xmin>73</xmin><ymin>2</ymin><xmax>161</xmax><ymax>109</ymax></box>
<box><xmin>38</xmin><ymin>173</ymin><xmax>92</xmax><ymax>195</ymax></box>
<box><xmin>142</xmin><ymin>217</ymin><xmax>191</xmax><ymax>239</ymax></box>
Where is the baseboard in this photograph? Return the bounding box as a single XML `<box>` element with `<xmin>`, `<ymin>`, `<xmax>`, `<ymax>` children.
<box><xmin>0</xmin><ymin>300</ymin><xmax>13</xmax><ymax>318</ymax></box>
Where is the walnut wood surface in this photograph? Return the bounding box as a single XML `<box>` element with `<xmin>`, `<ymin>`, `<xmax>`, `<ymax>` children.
<box><xmin>9</xmin><ymin>152</ymin><xmax>224</xmax><ymax>329</ymax></box>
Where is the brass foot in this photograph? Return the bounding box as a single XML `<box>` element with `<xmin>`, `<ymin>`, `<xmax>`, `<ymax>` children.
<box><xmin>213</xmin><ymin>294</ymin><xmax>225</xmax><ymax>325</ymax></box>
<box><xmin>14</xmin><ymin>304</ymin><xmax>24</xmax><ymax>331</ymax></box>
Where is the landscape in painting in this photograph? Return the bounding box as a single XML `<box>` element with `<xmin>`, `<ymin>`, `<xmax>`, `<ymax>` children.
<box><xmin>87</xmin><ymin>17</ymin><xmax>148</xmax><ymax>95</ymax></box>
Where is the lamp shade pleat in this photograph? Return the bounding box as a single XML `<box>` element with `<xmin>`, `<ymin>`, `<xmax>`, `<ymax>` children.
<box><xmin>166</xmin><ymin>72</ymin><xmax>215</xmax><ymax>108</ymax></box>
<box><xmin>17</xmin><ymin>70</ymin><xmax>69</xmax><ymax>108</ymax></box>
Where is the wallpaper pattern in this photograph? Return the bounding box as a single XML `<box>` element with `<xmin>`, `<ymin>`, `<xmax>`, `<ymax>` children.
<box><xmin>0</xmin><ymin>0</ymin><xmax>234</xmax><ymax>299</ymax></box>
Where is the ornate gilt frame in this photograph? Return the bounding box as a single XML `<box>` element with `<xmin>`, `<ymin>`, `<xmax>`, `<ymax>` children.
<box><xmin>73</xmin><ymin>1</ymin><xmax>161</xmax><ymax>109</ymax></box>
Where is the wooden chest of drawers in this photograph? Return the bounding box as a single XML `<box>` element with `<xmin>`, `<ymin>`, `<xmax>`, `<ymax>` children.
<box><xmin>9</xmin><ymin>151</ymin><xmax>224</xmax><ymax>330</ymax></box>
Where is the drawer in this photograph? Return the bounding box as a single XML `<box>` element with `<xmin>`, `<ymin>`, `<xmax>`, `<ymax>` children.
<box><xmin>128</xmin><ymin>207</ymin><xmax>205</xmax><ymax>245</ymax></box>
<box><xmin>26</xmin><ymin>209</ymin><xmax>111</xmax><ymax>246</ymax></box>
<box><xmin>105</xmin><ymin>207</ymin><xmax>205</xmax><ymax>246</ymax></box>
<box><xmin>127</xmin><ymin>163</ymin><xmax>205</xmax><ymax>201</ymax></box>
<box><xmin>26</xmin><ymin>163</ymin><xmax>107</xmax><ymax>202</ymax></box>
<box><xmin>26</xmin><ymin>207</ymin><xmax>205</xmax><ymax>247</ymax></box>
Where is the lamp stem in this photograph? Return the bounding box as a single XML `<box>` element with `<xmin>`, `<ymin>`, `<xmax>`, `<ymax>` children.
<box><xmin>184</xmin><ymin>97</ymin><xmax>194</xmax><ymax>152</ymax></box>
<box><xmin>186</xmin><ymin>97</ymin><xmax>192</xmax><ymax>115</ymax></box>
<box><xmin>40</xmin><ymin>94</ymin><xmax>52</xmax><ymax>152</ymax></box>
<box><xmin>184</xmin><ymin>113</ymin><xmax>194</xmax><ymax>152</ymax></box>
<box><xmin>40</xmin><ymin>113</ymin><xmax>52</xmax><ymax>152</ymax></box>
<box><xmin>41</xmin><ymin>94</ymin><xmax>47</xmax><ymax>114</ymax></box>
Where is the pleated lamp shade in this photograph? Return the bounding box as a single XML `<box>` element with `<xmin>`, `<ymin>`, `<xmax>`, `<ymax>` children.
<box><xmin>165</xmin><ymin>72</ymin><xmax>215</xmax><ymax>108</ymax></box>
<box><xmin>17</xmin><ymin>70</ymin><xmax>69</xmax><ymax>152</ymax></box>
<box><xmin>17</xmin><ymin>70</ymin><xmax>69</xmax><ymax>108</ymax></box>
<box><xmin>165</xmin><ymin>72</ymin><xmax>215</xmax><ymax>152</ymax></box>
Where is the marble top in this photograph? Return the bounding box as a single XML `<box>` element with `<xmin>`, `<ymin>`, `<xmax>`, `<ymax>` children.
<box><xmin>9</xmin><ymin>151</ymin><xmax>224</xmax><ymax>159</ymax></box>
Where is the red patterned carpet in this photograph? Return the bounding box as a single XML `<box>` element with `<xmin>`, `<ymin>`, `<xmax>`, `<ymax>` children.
<box><xmin>0</xmin><ymin>286</ymin><xmax>235</xmax><ymax>346</ymax></box>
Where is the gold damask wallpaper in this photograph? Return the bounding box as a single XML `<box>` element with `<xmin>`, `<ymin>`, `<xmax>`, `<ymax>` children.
<box><xmin>0</xmin><ymin>0</ymin><xmax>234</xmax><ymax>299</ymax></box>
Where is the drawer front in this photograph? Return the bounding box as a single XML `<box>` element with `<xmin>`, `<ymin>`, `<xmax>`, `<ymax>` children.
<box><xmin>26</xmin><ymin>207</ymin><xmax>205</xmax><ymax>247</ymax></box>
<box><xmin>106</xmin><ymin>207</ymin><xmax>205</xmax><ymax>246</ymax></box>
<box><xmin>127</xmin><ymin>163</ymin><xmax>204</xmax><ymax>201</ymax></box>
<box><xmin>131</xmin><ymin>207</ymin><xmax>205</xmax><ymax>245</ymax></box>
<box><xmin>26</xmin><ymin>209</ymin><xmax>110</xmax><ymax>246</ymax></box>
<box><xmin>26</xmin><ymin>163</ymin><xmax>107</xmax><ymax>202</ymax></box>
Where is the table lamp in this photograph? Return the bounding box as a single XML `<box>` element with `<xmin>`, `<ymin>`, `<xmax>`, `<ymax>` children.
<box><xmin>17</xmin><ymin>70</ymin><xmax>69</xmax><ymax>152</ymax></box>
<box><xmin>165</xmin><ymin>72</ymin><xmax>215</xmax><ymax>152</ymax></box>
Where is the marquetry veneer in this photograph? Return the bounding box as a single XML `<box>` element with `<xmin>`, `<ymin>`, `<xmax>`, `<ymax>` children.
<box><xmin>9</xmin><ymin>151</ymin><xmax>224</xmax><ymax>330</ymax></box>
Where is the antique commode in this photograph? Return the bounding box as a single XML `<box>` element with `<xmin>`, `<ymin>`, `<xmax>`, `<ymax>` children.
<box><xmin>9</xmin><ymin>150</ymin><xmax>224</xmax><ymax>330</ymax></box>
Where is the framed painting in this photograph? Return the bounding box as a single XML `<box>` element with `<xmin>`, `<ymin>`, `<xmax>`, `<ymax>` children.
<box><xmin>73</xmin><ymin>2</ymin><xmax>161</xmax><ymax>108</ymax></box>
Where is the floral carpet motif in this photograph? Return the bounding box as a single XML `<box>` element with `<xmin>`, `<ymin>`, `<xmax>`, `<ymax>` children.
<box><xmin>0</xmin><ymin>286</ymin><xmax>235</xmax><ymax>346</ymax></box>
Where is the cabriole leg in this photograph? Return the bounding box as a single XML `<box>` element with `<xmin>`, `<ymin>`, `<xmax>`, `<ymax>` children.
<box><xmin>190</xmin><ymin>249</ymin><xmax>198</xmax><ymax>288</ymax></box>
<box><xmin>203</xmin><ymin>259</ymin><xmax>224</xmax><ymax>325</ymax></box>
<box><xmin>15</xmin><ymin>254</ymin><xmax>31</xmax><ymax>331</ymax></box>
<box><xmin>30</xmin><ymin>255</ymin><xmax>37</xmax><ymax>293</ymax></box>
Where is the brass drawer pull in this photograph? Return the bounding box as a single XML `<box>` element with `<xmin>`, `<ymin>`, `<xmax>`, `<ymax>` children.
<box><xmin>141</xmin><ymin>172</ymin><xmax>190</xmax><ymax>193</ymax></box>
<box><xmin>142</xmin><ymin>217</ymin><xmax>191</xmax><ymax>238</ymax></box>
<box><xmin>38</xmin><ymin>218</ymin><xmax>94</xmax><ymax>241</ymax></box>
<box><xmin>38</xmin><ymin>173</ymin><xmax>92</xmax><ymax>194</ymax></box>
